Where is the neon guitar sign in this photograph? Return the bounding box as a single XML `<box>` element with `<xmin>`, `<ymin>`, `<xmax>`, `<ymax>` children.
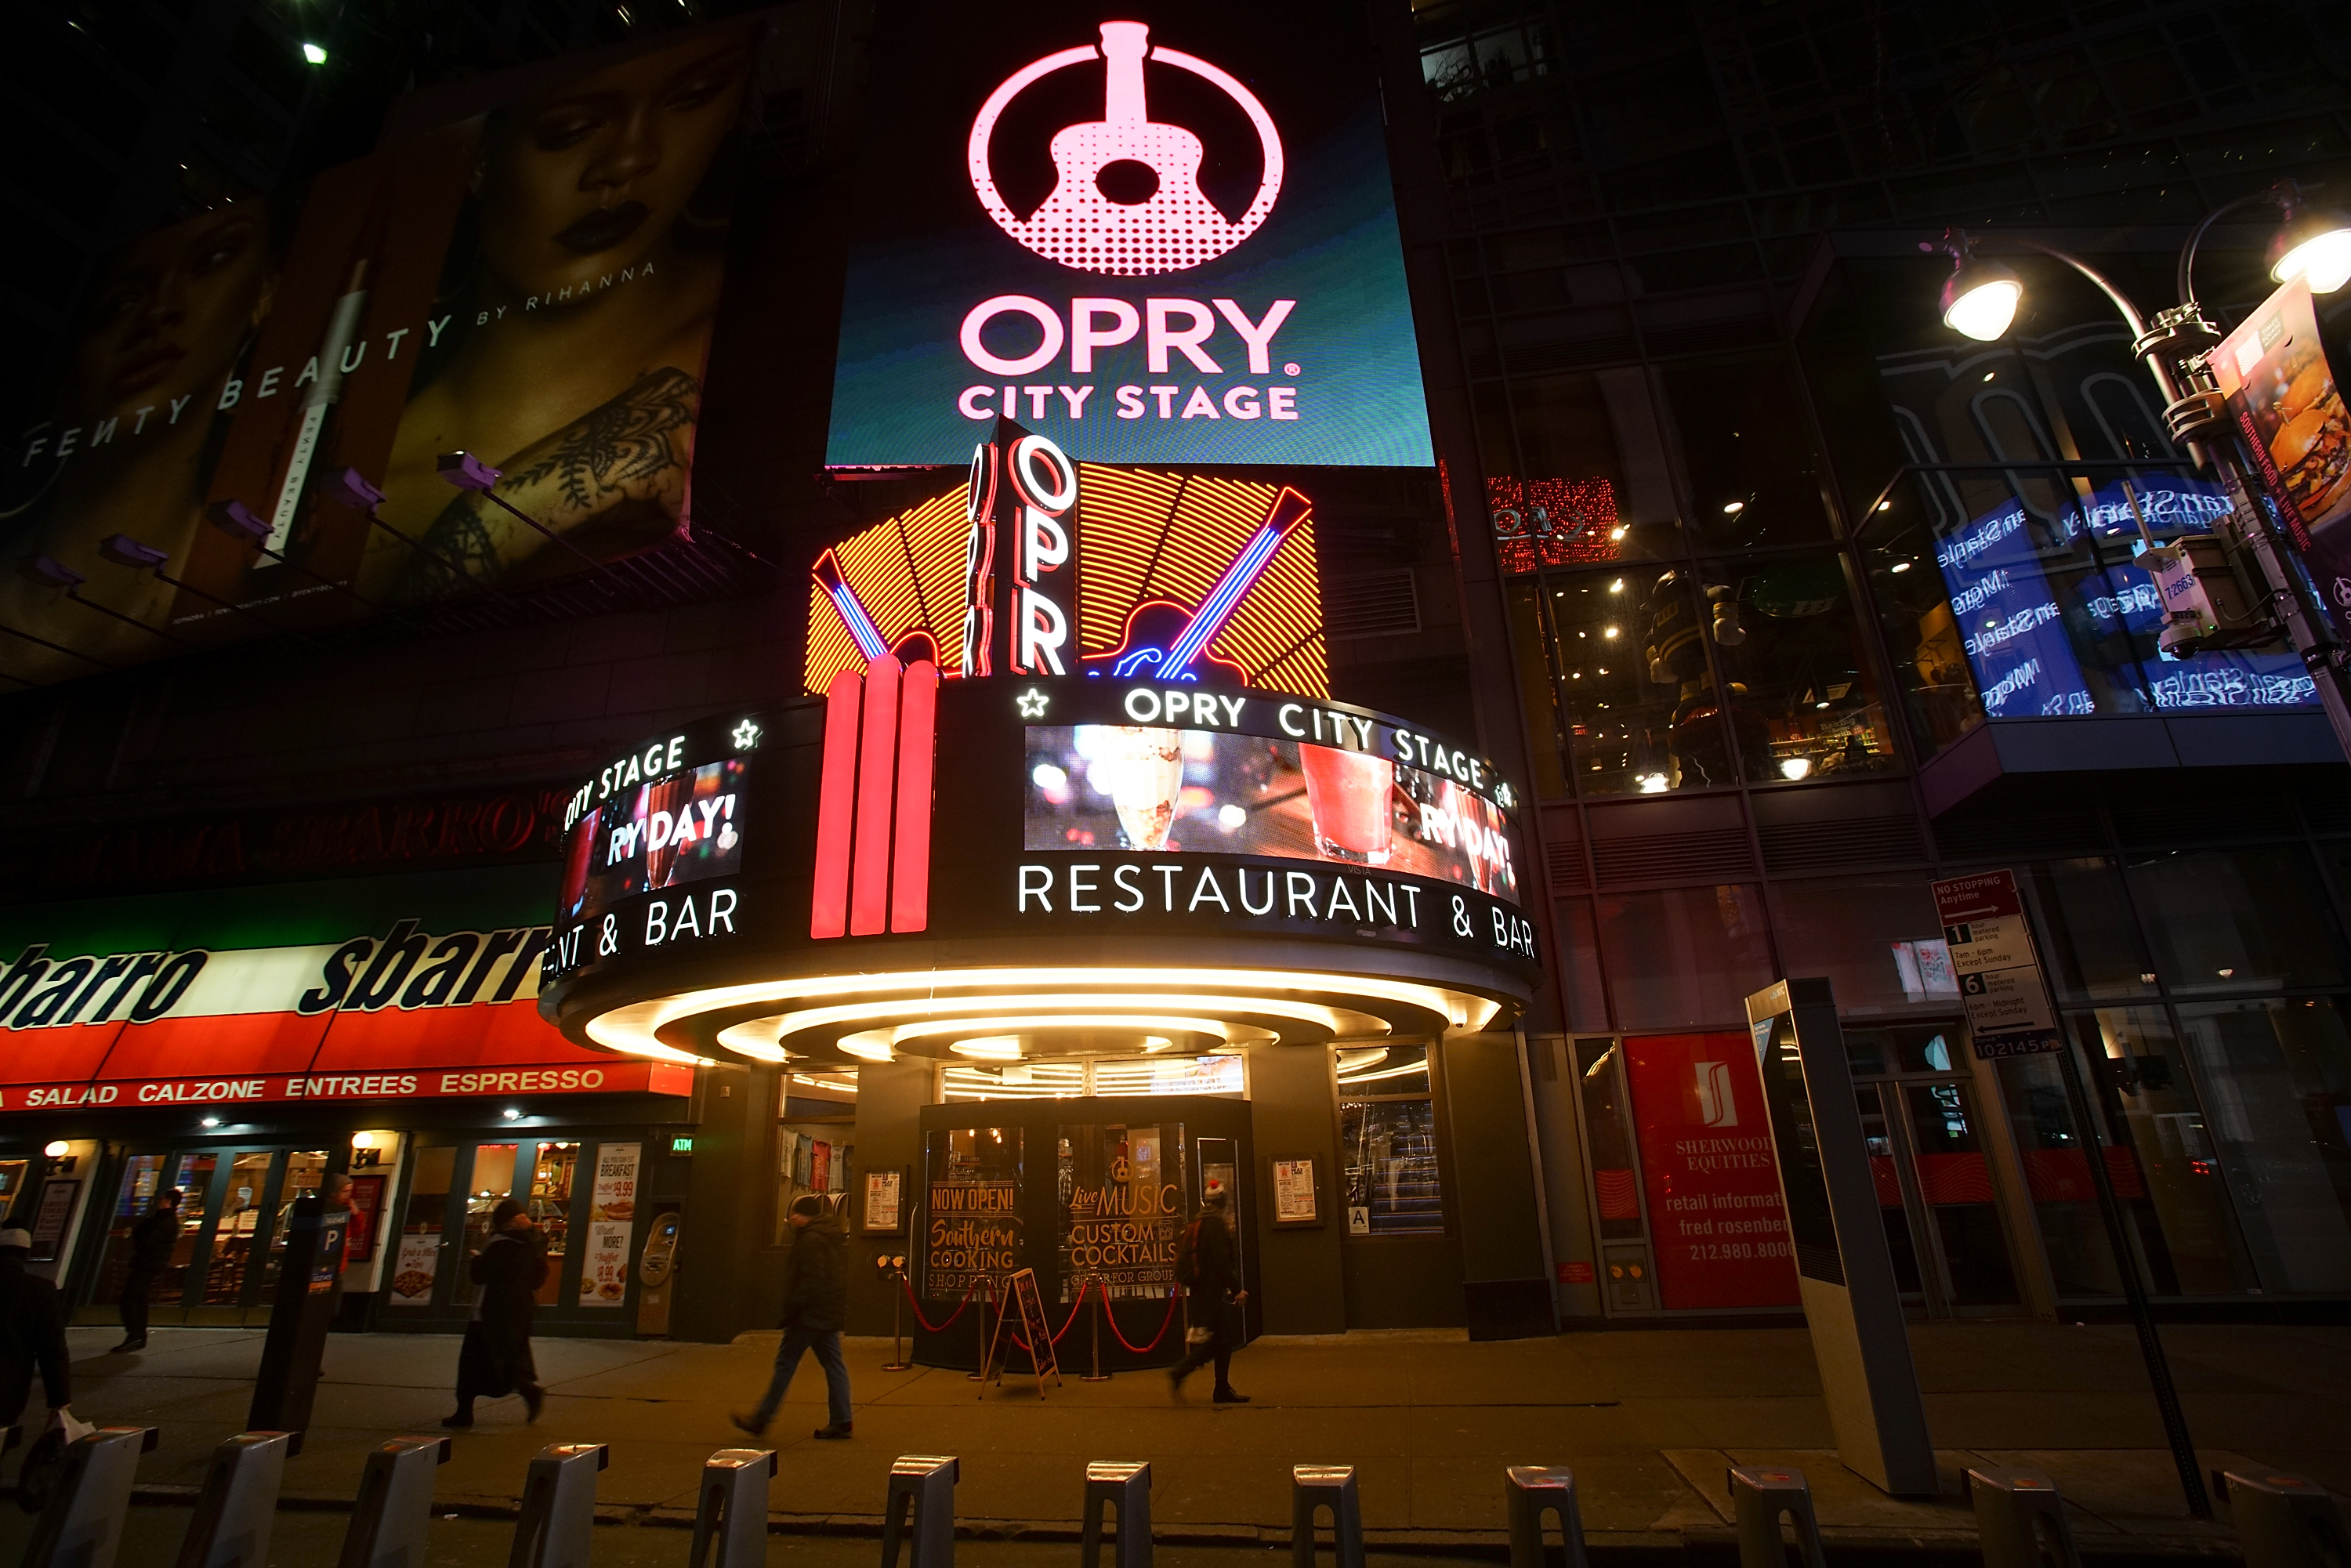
<box><xmin>968</xmin><ymin>22</ymin><xmax>1284</xmax><ymax>277</ymax></box>
<box><xmin>1087</xmin><ymin>487</ymin><xmax>1310</xmax><ymax>683</ymax></box>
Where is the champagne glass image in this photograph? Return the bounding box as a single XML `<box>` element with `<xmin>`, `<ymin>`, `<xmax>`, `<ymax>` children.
<box><xmin>1300</xmin><ymin>745</ymin><xmax>1395</xmax><ymax>865</ymax></box>
<box><xmin>1104</xmin><ymin>726</ymin><xmax>1185</xmax><ymax>851</ymax></box>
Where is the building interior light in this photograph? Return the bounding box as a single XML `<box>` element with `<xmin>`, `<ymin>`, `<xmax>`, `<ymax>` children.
<box><xmin>1608</xmin><ymin>579</ymin><xmax>1624</xmax><ymax>593</ymax></box>
<box><xmin>502</xmin><ymin>1107</ymin><xmax>522</xmax><ymax>1120</ymax></box>
<box><xmin>201</xmin><ymin>1117</ymin><xmax>221</xmax><ymax>1129</ymax></box>
<box><xmin>1780</xmin><ymin>757</ymin><xmax>1813</xmax><ymax>780</ymax></box>
<box><xmin>43</xmin><ymin>1140</ymin><xmax>70</xmax><ymax>1158</ymax></box>
<box><xmin>1637</xmin><ymin>772</ymin><xmax>1669</xmax><ymax>793</ymax></box>
<box><xmin>1890</xmin><ymin>561</ymin><xmax>1912</xmax><ymax>573</ymax></box>
<box><xmin>1722</xmin><ymin>500</ymin><xmax>1744</xmax><ymax>514</ymax></box>
<box><xmin>301</xmin><ymin>41</ymin><xmax>328</xmax><ymax>64</ymax></box>
<box><xmin>839</xmin><ymin>1039</ymin><xmax>895</xmax><ymax>1063</ymax></box>
<box><xmin>1875</xmin><ymin>501</ymin><xmax>1892</xmax><ymax>512</ymax></box>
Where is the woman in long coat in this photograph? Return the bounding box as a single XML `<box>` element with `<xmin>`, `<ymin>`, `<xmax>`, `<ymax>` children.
<box><xmin>444</xmin><ymin>1198</ymin><xmax>548</xmax><ymax>1427</ymax></box>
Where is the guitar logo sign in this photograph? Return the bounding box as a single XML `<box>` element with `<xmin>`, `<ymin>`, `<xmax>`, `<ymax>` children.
<box><xmin>968</xmin><ymin>21</ymin><xmax>1285</xmax><ymax>276</ymax></box>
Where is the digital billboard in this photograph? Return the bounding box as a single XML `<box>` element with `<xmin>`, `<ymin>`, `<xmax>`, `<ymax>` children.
<box><xmin>823</xmin><ymin>2</ymin><xmax>1433</xmax><ymax>468</ymax></box>
<box><xmin>0</xmin><ymin>18</ymin><xmax>786</xmax><ymax>686</ymax></box>
<box><xmin>1023</xmin><ymin>724</ymin><xmax>1517</xmax><ymax>900</ymax></box>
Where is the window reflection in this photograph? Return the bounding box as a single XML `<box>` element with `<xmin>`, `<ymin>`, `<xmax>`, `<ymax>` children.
<box><xmin>1339</xmin><ymin>1045</ymin><xmax>1444</xmax><ymax>1236</ymax></box>
<box><xmin>1701</xmin><ymin>554</ymin><xmax>1896</xmax><ymax>780</ymax></box>
<box><xmin>1660</xmin><ymin>354</ymin><xmax>1834</xmax><ymax>551</ymax></box>
<box><xmin>1542</xmin><ymin>567</ymin><xmax>1731</xmax><ymax>795</ymax></box>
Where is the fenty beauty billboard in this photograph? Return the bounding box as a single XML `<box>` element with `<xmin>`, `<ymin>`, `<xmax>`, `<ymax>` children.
<box><xmin>824</xmin><ymin>2</ymin><xmax>1433</xmax><ymax>468</ymax></box>
<box><xmin>0</xmin><ymin>18</ymin><xmax>789</xmax><ymax>686</ymax></box>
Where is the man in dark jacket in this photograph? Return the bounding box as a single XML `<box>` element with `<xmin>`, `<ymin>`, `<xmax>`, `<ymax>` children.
<box><xmin>733</xmin><ymin>1195</ymin><xmax>852</xmax><ymax>1439</ymax></box>
<box><xmin>114</xmin><ymin>1186</ymin><xmax>181</xmax><ymax>1353</ymax></box>
<box><xmin>444</xmin><ymin>1199</ymin><xmax>549</xmax><ymax>1429</ymax></box>
<box><xmin>1168</xmin><ymin>1189</ymin><xmax>1249</xmax><ymax>1404</ymax></box>
<box><xmin>2</xmin><ymin>1227</ymin><xmax>72</xmax><ymax>1428</ymax></box>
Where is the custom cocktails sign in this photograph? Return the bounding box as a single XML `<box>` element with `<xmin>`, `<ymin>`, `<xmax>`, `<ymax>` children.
<box><xmin>824</xmin><ymin>2</ymin><xmax>1431</xmax><ymax>467</ymax></box>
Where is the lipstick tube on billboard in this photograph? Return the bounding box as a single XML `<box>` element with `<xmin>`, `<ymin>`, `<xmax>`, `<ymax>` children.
<box><xmin>263</xmin><ymin>258</ymin><xmax>371</xmax><ymax>554</ymax></box>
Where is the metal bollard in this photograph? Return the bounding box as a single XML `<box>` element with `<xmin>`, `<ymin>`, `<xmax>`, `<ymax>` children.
<box><xmin>509</xmin><ymin>1443</ymin><xmax>610</xmax><ymax>1568</ymax></box>
<box><xmin>1969</xmin><ymin>1468</ymin><xmax>2081</xmax><ymax>1568</ymax></box>
<box><xmin>1081</xmin><ymin>1461</ymin><xmax>1151</xmax><ymax>1568</ymax></box>
<box><xmin>20</xmin><ymin>1426</ymin><xmax>160</xmax><ymax>1568</ymax></box>
<box><xmin>1505</xmin><ymin>1466</ymin><xmax>1588</xmax><ymax>1568</ymax></box>
<box><xmin>1291</xmin><ymin>1465</ymin><xmax>1367</xmax><ymax>1568</ymax></box>
<box><xmin>335</xmin><ymin>1436</ymin><xmax>452</xmax><ymax>1568</ymax></box>
<box><xmin>688</xmin><ymin>1448</ymin><xmax>776</xmax><ymax>1568</ymax></box>
<box><xmin>174</xmin><ymin>1431</ymin><xmax>294</xmax><ymax>1568</ymax></box>
<box><xmin>2219</xmin><ymin>1469</ymin><xmax>2349</xmax><ymax>1568</ymax></box>
<box><xmin>1729</xmin><ymin>1464</ymin><xmax>1828</xmax><ymax>1568</ymax></box>
<box><xmin>881</xmin><ymin>1454</ymin><xmax>959</xmax><ymax>1568</ymax></box>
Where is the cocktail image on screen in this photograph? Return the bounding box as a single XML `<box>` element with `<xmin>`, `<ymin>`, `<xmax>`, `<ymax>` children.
<box><xmin>1023</xmin><ymin>726</ymin><xmax>1516</xmax><ymax>901</ymax></box>
<box><xmin>1103</xmin><ymin>726</ymin><xmax>1186</xmax><ymax>851</ymax></box>
<box><xmin>1300</xmin><ymin>747</ymin><xmax>1395</xmax><ymax>865</ymax></box>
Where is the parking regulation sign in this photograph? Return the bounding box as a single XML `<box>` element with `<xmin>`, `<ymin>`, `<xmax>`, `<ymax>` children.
<box><xmin>1932</xmin><ymin>869</ymin><xmax>2062</xmax><ymax>1059</ymax></box>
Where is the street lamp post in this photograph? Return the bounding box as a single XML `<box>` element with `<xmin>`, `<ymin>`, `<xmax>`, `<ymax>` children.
<box><xmin>1933</xmin><ymin>187</ymin><xmax>2351</xmax><ymax>764</ymax></box>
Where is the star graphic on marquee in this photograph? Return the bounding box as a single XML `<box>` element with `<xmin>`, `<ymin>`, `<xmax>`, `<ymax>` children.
<box><xmin>1014</xmin><ymin>687</ymin><xmax>1050</xmax><ymax>719</ymax></box>
<box><xmin>731</xmin><ymin>719</ymin><xmax>763</xmax><ymax>749</ymax></box>
<box><xmin>1494</xmin><ymin>780</ymin><xmax>1514</xmax><ymax>810</ymax></box>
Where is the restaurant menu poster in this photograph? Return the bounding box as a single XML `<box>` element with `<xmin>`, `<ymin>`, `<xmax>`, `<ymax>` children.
<box><xmin>390</xmin><ymin>1232</ymin><xmax>440</xmax><ymax>1306</ymax></box>
<box><xmin>578</xmin><ymin>1142</ymin><xmax>642</xmax><ymax>1308</ymax></box>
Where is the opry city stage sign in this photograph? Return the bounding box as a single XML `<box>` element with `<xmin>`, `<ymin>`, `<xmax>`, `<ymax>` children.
<box><xmin>826</xmin><ymin>6</ymin><xmax>1433</xmax><ymax>468</ymax></box>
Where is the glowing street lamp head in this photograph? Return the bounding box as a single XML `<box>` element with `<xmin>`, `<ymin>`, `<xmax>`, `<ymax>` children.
<box><xmin>1940</xmin><ymin>251</ymin><xmax>2023</xmax><ymax>341</ymax></box>
<box><xmin>2268</xmin><ymin>200</ymin><xmax>2351</xmax><ymax>294</ymax></box>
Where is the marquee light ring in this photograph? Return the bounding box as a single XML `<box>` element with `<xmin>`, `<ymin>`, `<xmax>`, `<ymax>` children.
<box><xmin>965</xmin><ymin>33</ymin><xmax>1285</xmax><ymax>277</ymax></box>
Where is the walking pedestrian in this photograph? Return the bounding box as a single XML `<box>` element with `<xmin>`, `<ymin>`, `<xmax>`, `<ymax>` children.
<box><xmin>732</xmin><ymin>1194</ymin><xmax>853</xmax><ymax>1439</ymax></box>
<box><xmin>1168</xmin><ymin>1189</ymin><xmax>1249</xmax><ymax>1404</ymax></box>
<box><xmin>443</xmin><ymin>1199</ymin><xmax>547</xmax><ymax>1428</ymax></box>
<box><xmin>1</xmin><ymin>1228</ymin><xmax>72</xmax><ymax>1430</ymax></box>
<box><xmin>114</xmin><ymin>1186</ymin><xmax>181</xmax><ymax>1353</ymax></box>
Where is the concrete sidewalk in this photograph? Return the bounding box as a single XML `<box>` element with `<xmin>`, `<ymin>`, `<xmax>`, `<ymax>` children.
<box><xmin>43</xmin><ymin>1319</ymin><xmax>2351</xmax><ymax>1554</ymax></box>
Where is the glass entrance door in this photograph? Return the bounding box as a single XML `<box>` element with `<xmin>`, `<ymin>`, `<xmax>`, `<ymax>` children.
<box><xmin>1849</xmin><ymin>1024</ymin><xmax>2022</xmax><ymax>1316</ymax></box>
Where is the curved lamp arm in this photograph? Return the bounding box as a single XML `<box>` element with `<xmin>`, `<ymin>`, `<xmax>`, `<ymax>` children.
<box><xmin>2177</xmin><ymin>188</ymin><xmax>2279</xmax><ymax>313</ymax></box>
<box><xmin>1987</xmin><ymin>234</ymin><xmax>2183</xmax><ymax>402</ymax></box>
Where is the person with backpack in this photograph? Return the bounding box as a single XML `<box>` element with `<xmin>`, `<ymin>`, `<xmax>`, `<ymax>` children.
<box><xmin>1167</xmin><ymin>1188</ymin><xmax>1248</xmax><ymax>1404</ymax></box>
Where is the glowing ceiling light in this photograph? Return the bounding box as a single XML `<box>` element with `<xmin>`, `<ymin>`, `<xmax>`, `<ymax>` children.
<box><xmin>951</xmin><ymin>1037</ymin><xmax>1023</xmax><ymax>1059</ymax></box>
<box><xmin>1780</xmin><ymin>757</ymin><xmax>1813</xmax><ymax>780</ymax></box>
<box><xmin>1722</xmin><ymin>500</ymin><xmax>1744</xmax><ymax>514</ymax></box>
<box><xmin>839</xmin><ymin>1039</ymin><xmax>895</xmax><ymax>1062</ymax></box>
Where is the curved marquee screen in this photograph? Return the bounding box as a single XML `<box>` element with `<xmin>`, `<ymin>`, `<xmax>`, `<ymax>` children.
<box><xmin>540</xmin><ymin>675</ymin><xmax>1538</xmax><ymax>1008</ymax></box>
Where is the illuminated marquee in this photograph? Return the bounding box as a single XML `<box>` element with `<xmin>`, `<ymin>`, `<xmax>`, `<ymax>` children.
<box><xmin>806</xmin><ymin>424</ymin><xmax>1328</xmax><ymax>698</ymax></box>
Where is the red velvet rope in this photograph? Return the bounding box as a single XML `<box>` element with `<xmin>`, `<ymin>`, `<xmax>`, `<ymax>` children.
<box><xmin>898</xmin><ymin>1277</ymin><xmax>975</xmax><ymax>1333</ymax></box>
<box><xmin>1101</xmin><ymin>1288</ymin><xmax>1185</xmax><ymax>1354</ymax></box>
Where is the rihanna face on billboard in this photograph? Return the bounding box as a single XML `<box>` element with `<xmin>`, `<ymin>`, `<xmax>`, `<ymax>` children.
<box><xmin>0</xmin><ymin>201</ymin><xmax>279</xmax><ymax>679</ymax></box>
<box><xmin>365</xmin><ymin>26</ymin><xmax>755</xmax><ymax>598</ymax></box>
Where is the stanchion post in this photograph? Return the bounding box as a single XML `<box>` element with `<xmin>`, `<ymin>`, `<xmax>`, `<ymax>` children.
<box><xmin>967</xmin><ymin>1279</ymin><xmax>990</xmax><ymax>1384</ymax></box>
<box><xmin>1081</xmin><ymin>1461</ymin><xmax>1152</xmax><ymax>1568</ymax></box>
<box><xmin>1291</xmin><ymin>1465</ymin><xmax>1367</xmax><ymax>1568</ymax></box>
<box><xmin>882</xmin><ymin>1260</ymin><xmax>912</xmax><ymax>1373</ymax></box>
<box><xmin>1504</xmin><ymin>1466</ymin><xmax>1588</xmax><ymax>1568</ymax></box>
<box><xmin>1969</xmin><ymin>1468</ymin><xmax>2081</xmax><ymax>1568</ymax></box>
<box><xmin>1083</xmin><ymin>1279</ymin><xmax>1110</xmax><ymax>1382</ymax></box>
<box><xmin>2220</xmin><ymin>1468</ymin><xmax>2350</xmax><ymax>1568</ymax></box>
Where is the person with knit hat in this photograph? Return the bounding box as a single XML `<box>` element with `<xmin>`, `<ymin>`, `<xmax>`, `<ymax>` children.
<box><xmin>1</xmin><ymin>1226</ymin><xmax>72</xmax><ymax>1428</ymax></box>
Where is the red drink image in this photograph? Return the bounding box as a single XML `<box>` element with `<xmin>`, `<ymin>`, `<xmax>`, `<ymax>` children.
<box><xmin>1300</xmin><ymin>745</ymin><xmax>1394</xmax><ymax>865</ymax></box>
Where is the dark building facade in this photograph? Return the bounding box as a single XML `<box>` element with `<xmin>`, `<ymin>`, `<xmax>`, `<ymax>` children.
<box><xmin>2</xmin><ymin>0</ymin><xmax>2347</xmax><ymax>1347</ymax></box>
